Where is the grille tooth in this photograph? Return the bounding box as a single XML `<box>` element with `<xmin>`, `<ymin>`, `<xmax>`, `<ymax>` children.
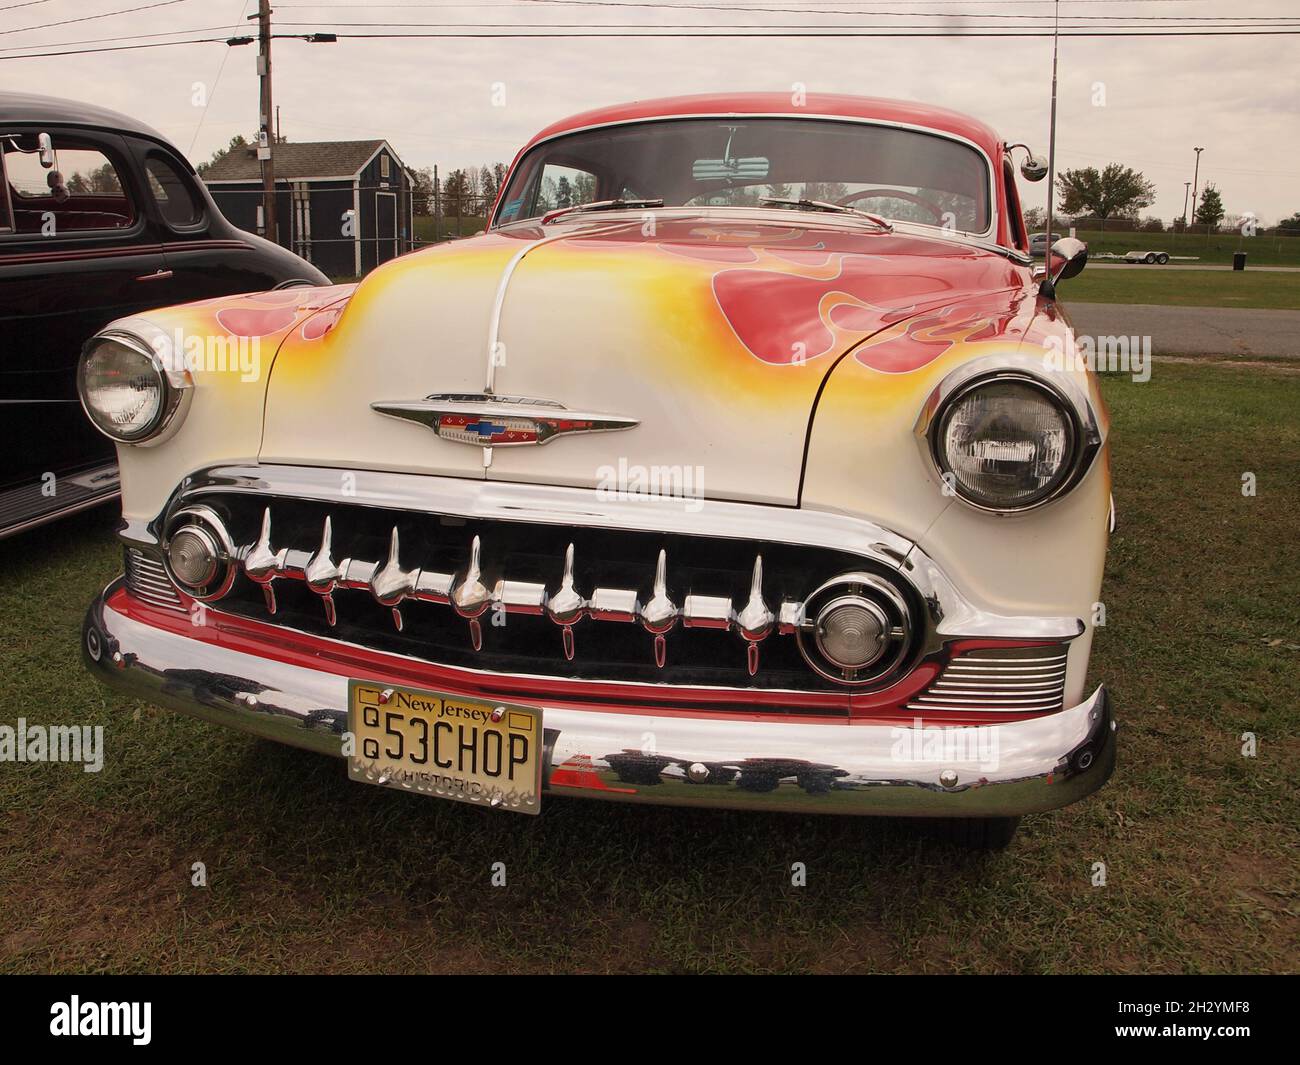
<box><xmin>124</xmin><ymin>548</ymin><xmax>184</xmax><ymax>611</ymax></box>
<box><xmin>907</xmin><ymin>645</ymin><xmax>1068</xmax><ymax>714</ymax></box>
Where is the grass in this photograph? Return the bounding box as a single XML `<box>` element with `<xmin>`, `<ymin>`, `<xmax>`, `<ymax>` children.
<box><xmin>1074</xmin><ymin>229</ymin><xmax>1300</xmax><ymax>268</ymax></box>
<box><xmin>1</xmin><ymin>363</ymin><xmax>1297</xmax><ymax>974</ymax></box>
<box><xmin>1063</xmin><ymin>268</ymin><xmax>1300</xmax><ymax>310</ymax></box>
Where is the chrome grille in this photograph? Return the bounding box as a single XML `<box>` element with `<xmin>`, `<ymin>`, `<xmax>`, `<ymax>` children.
<box><xmin>906</xmin><ymin>645</ymin><xmax>1067</xmax><ymax>714</ymax></box>
<box><xmin>124</xmin><ymin>548</ymin><xmax>184</xmax><ymax>611</ymax></box>
<box><xmin>174</xmin><ymin>493</ymin><xmax>930</xmax><ymax>695</ymax></box>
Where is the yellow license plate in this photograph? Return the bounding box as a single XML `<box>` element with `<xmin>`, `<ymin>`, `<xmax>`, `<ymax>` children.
<box><xmin>347</xmin><ymin>681</ymin><xmax>543</xmax><ymax>814</ymax></box>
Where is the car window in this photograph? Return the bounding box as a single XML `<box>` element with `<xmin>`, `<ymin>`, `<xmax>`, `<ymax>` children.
<box><xmin>497</xmin><ymin>118</ymin><xmax>991</xmax><ymax>232</ymax></box>
<box><xmin>530</xmin><ymin>163</ymin><xmax>598</xmax><ymax>216</ymax></box>
<box><xmin>2</xmin><ymin>135</ymin><xmax>135</xmax><ymax>234</ymax></box>
<box><xmin>145</xmin><ymin>153</ymin><xmax>202</xmax><ymax>227</ymax></box>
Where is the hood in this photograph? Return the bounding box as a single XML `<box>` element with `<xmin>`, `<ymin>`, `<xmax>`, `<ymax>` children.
<box><xmin>260</xmin><ymin>212</ymin><xmax>1027</xmax><ymax>505</ymax></box>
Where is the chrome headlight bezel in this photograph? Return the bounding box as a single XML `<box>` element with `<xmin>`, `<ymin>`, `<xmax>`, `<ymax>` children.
<box><xmin>77</xmin><ymin>319</ymin><xmax>193</xmax><ymax>446</ymax></box>
<box><xmin>915</xmin><ymin>355</ymin><xmax>1104</xmax><ymax>514</ymax></box>
<box><xmin>161</xmin><ymin>503</ymin><xmax>237</xmax><ymax>601</ymax></box>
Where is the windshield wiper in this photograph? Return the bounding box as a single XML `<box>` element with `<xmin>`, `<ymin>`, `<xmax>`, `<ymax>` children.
<box><xmin>542</xmin><ymin>198</ymin><xmax>665</xmax><ymax>224</ymax></box>
<box><xmin>758</xmin><ymin>197</ymin><xmax>893</xmax><ymax>232</ymax></box>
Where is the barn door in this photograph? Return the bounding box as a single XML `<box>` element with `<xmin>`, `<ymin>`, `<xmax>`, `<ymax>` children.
<box><xmin>375</xmin><ymin>191</ymin><xmax>397</xmax><ymax>264</ymax></box>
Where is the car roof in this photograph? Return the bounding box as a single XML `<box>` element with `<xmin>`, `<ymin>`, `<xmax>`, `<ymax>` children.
<box><xmin>0</xmin><ymin>91</ymin><xmax>172</xmax><ymax>146</ymax></box>
<box><xmin>520</xmin><ymin>92</ymin><xmax>1005</xmax><ymax>161</ymax></box>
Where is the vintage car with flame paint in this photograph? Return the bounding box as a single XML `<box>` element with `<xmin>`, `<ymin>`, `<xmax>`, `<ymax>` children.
<box><xmin>81</xmin><ymin>94</ymin><xmax>1112</xmax><ymax>849</ymax></box>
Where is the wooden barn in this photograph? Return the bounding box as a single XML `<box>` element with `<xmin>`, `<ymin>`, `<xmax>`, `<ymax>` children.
<box><xmin>201</xmin><ymin>139</ymin><xmax>414</xmax><ymax>277</ymax></box>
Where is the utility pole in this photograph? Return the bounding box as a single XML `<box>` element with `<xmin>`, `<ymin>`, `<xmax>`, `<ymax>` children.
<box><xmin>257</xmin><ymin>0</ymin><xmax>276</xmax><ymax>244</ymax></box>
<box><xmin>1190</xmin><ymin>146</ymin><xmax>1204</xmax><ymax>230</ymax></box>
<box><xmin>433</xmin><ymin>164</ymin><xmax>439</xmax><ymax>243</ymax></box>
<box><xmin>1043</xmin><ymin>0</ymin><xmax>1060</xmax><ymax>270</ymax></box>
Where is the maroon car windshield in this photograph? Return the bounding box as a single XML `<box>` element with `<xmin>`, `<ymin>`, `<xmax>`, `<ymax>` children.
<box><xmin>495</xmin><ymin>117</ymin><xmax>992</xmax><ymax>232</ymax></box>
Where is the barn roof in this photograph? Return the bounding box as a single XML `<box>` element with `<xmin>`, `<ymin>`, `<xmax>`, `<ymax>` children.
<box><xmin>201</xmin><ymin>139</ymin><xmax>398</xmax><ymax>182</ymax></box>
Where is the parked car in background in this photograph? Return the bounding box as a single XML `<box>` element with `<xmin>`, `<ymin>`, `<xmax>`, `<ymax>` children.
<box><xmin>0</xmin><ymin>92</ymin><xmax>327</xmax><ymax>539</ymax></box>
<box><xmin>81</xmin><ymin>93</ymin><xmax>1112</xmax><ymax>849</ymax></box>
<box><xmin>1124</xmin><ymin>250</ymin><xmax>1170</xmax><ymax>264</ymax></box>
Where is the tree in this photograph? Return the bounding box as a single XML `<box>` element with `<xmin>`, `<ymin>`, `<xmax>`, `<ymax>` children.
<box><xmin>196</xmin><ymin>134</ymin><xmax>250</xmax><ymax>177</ymax></box>
<box><xmin>442</xmin><ymin>169</ymin><xmax>471</xmax><ymax>232</ymax></box>
<box><xmin>1194</xmin><ymin>184</ymin><xmax>1225</xmax><ymax>229</ymax></box>
<box><xmin>1277</xmin><ymin>211</ymin><xmax>1300</xmax><ymax>233</ymax></box>
<box><xmin>1055</xmin><ymin>163</ymin><xmax>1156</xmax><ymax>223</ymax></box>
<box><xmin>410</xmin><ymin>166</ymin><xmax>435</xmax><ymax>216</ymax></box>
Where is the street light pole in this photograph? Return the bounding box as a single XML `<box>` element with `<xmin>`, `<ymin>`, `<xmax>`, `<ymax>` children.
<box><xmin>1044</xmin><ymin>0</ymin><xmax>1060</xmax><ymax>269</ymax></box>
<box><xmin>1190</xmin><ymin>147</ymin><xmax>1204</xmax><ymax>230</ymax></box>
<box><xmin>1182</xmin><ymin>181</ymin><xmax>1190</xmax><ymax>228</ymax></box>
<box><xmin>257</xmin><ymin>0</ymin><xmax>276</xmax><ymax>244</ymax></box>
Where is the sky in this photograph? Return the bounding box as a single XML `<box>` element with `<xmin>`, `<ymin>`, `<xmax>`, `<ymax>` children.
<box><xmin>2</xmin><ymin>0</ymin><xmax>1298</xmax><ymax>224</ymax></box>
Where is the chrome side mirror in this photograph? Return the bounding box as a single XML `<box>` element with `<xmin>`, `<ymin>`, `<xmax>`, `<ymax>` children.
<box><xmin>1006</xmin><ymin>143</ymin><xmax>1048</xmax><ymax>182</ymax></box>
<box><xmin>1039</xmin><ymin>237</ymin><xmax>1087</xmax><ymax>298</ymax></box>
<box><xmin>37</xmin><ymin>132</ymin><xmax>55</xmax><ymax>169</ymax></box>
<box><xmin>1019</xmin><ymin>154</ymin><xmax>1048</xmax><ymax>182</ymax></box>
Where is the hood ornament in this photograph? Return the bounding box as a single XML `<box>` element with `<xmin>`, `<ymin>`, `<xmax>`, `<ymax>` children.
<box><xmin>371</xmin><ymin>393</ymin><xmax>638</xmax><ymax>467</ymax></box>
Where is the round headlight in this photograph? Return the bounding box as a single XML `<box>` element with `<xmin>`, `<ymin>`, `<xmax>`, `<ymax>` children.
<box><xmin>935</xmin><ymin>377</ymin><xmax>1077</xmax><ymax>509</ymax></box>
<box><xmin>78</xmin><ymin>335</ymin><xmax>167</xmax><ymax>442</ymax></box>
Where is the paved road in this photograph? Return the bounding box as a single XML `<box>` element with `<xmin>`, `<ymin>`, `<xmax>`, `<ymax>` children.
<box><xmin>1065</xmin><ymin>302</ymin><xmax>1300</xmax><ymax>358</ymax></box>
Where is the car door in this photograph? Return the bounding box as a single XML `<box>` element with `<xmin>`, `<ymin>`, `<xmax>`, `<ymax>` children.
<box><xmin>0</xmin><ymin>127</ymin><xmax>165</xmax><ymax>497</ymax></box>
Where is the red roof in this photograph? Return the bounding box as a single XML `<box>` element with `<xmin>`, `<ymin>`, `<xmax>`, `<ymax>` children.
<box><xmin>522</xmin><ymin>93</ymin><xmax>1006</xmax><ymax>161</ymax></box>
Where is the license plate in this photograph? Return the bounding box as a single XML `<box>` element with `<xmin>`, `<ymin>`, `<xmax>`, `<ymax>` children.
<box><xmin>347</xmin><ymin>681</ymin><xmax>543</xmax><ymax>814</ymax></box>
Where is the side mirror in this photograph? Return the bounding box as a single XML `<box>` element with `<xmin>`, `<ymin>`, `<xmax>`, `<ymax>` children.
<box><xmin>1039</xmin><ymin>236</ymin><xmax>1087</xmax><ymax>298</ymax></box>
<box><xmin>37</xmin><ymin>132</ymin><xmax>55</xmax><ymax>169</ymax></box>
<box><xmin>1019</xmin><ymin>154</ymin><xmax>1048</xmax><ymax>182</ymax></box>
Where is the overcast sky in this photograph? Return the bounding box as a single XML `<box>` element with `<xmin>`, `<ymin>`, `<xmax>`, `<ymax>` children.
<box><xmin>3</xmin><ymin>0</ymin><xmax>1297</xmax><ymax>223</ymax></box>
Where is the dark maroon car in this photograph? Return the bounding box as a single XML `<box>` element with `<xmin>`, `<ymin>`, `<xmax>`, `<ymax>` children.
<box><xmin>0</xmin><ymin>92</ymin><xmax>327</xmax><ymax>538</ymax></box>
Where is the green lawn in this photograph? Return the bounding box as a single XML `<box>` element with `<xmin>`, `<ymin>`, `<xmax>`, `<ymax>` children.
<box><xmin>1063</xmin><ymin>268</ymin><xmax>1300</xmax><ymax>310</ymax></box>
<box><xmin>1</xmin><ymin>363</ymin><xmax>1296</xmax><ymax>974</ymax></box>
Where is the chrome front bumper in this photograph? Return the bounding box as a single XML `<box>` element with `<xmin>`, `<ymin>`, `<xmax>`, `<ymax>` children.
<box><xmin>83</xmin><ymin>582</ymin><xmax>1116</xmax><ymax>817</ymax></box>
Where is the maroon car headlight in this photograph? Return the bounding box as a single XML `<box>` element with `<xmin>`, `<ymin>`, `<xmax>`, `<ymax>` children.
<box><xmin>932</xmin><ymin>375</ymin><xmax>1078</xmax><ymax>510</ymax></box>
<box><xmin>78</xmin><ymin>322</ymin><xmax>191</xmax><ymax>445</ymax></box>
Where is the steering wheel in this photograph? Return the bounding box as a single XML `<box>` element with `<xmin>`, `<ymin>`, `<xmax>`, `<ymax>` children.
<box><xmin>836</xmin><ymin>188</ymin><xmax>945</xmax><ymax>224</ymax></box>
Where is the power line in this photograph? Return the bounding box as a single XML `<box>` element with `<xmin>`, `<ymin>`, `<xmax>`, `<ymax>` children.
<box><xmin>273</xmin><ymin>19</ymin><xmax>1300</xmax><ymax>29</ymax></box>
<box><xmin>1</xmin><ymin>0</ymin><xmax>195</xmax><ymax>36</ymax></box>
<box><xmin>0</xmin><ymin>25</ymin><xmax>235</xmax><ymax>51</ymax></box>
<box><xmin>0</xmin><ymin>37</ymin><xmax>229</xmax><ymax>59</ymax></box>
<box><xmin>8</xmin><ymin>24</ymin><xmax>1300</xmax><ymax>58</ymax></box>
<box><xmin>510</xmin><ymin>0</ymin><xmax>1298</xmax><ymax>17</ymax></box>
<box><xmin>187</xmin><ymin>0</ymin><xmax>253</xmax><ymax>156</ymax></box>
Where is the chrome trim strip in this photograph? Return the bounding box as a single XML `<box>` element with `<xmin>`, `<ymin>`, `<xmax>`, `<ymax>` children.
<box><xmin>168</xmin><ymin>463</ymin><xmax>916</xmax><ymax>568</ymax></box>
<box><xmin>484</xmin><ymin>221</ymin><xmax>635</xmax><ymax>394</ymax></box>
<box><xmin>84</xmin><ymin>582</ymin><xmax>1116</xmax><ymax>818</ymax></box>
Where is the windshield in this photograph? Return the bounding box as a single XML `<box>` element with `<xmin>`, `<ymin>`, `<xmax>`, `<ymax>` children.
<box><xmin>495</xmin><ymin>117</ymin><xmax>991</xmax><ymax>232</ymax></box>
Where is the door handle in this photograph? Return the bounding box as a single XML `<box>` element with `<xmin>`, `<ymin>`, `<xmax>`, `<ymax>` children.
<box><xmin>135</xmin><ymin>269</ymin><xmax>173</xmax><ymax>282</ymax></box>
